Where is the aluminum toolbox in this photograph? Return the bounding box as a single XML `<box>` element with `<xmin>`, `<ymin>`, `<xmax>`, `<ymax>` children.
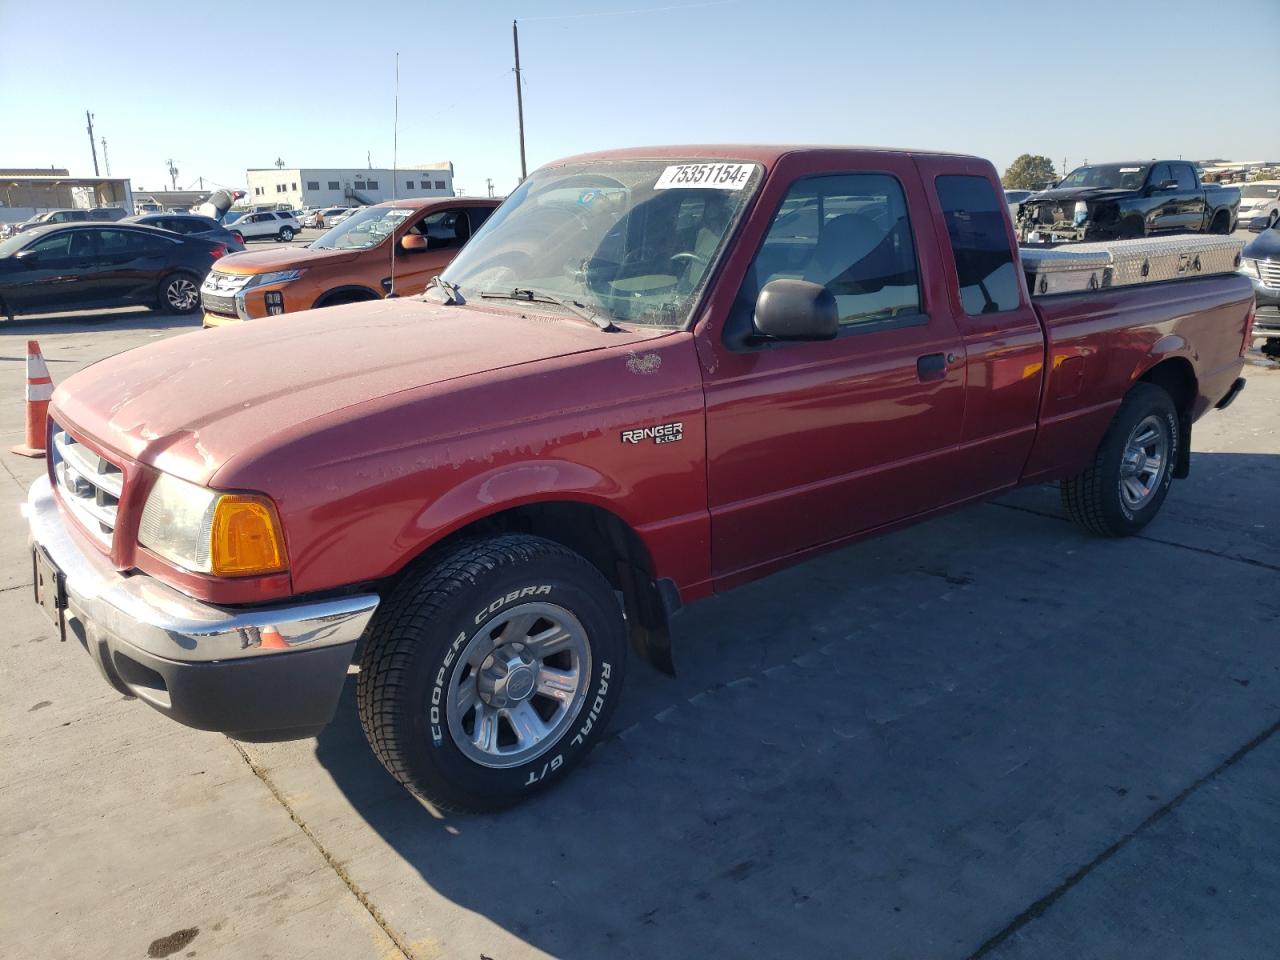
<box><xmin>1020</xmin><ymin>247</ymin><xmax>1111</xmax><ymax>296</ymax></box>
<box><xmin>1072</xmin><ymin>236</ymin><xmax>1245</xmax><ymax>287</ymax></box>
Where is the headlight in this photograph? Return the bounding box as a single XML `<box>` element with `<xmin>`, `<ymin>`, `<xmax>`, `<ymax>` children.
<box><xmin>1073</xmin><ymin>201</ymin><xmax>1089</xmax><ymax>226</ymax></box>
<box><xmin>246</xmin><ymin>268</ymin><xmax>306</xmax><ymax>288</ymax></box>
<box><xmin>1239</xmin><ymin>258</ymin><xmax>1261</xmax><ymax>279</ymax></box>
<box><xmin>138</xmin><ymin>473</ymin><xmax>288</xmax><ymax>577</ymax></box>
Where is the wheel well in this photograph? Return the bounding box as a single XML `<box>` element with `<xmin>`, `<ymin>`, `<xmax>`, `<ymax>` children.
<box><xmin>404</xmin><ymin>501</ymin><xmax>677</xmax><ymax>674</ymax></box>
<box><xmin>1210</xmin><ymin>210</ymin><xmax>1229</xmax><ymax>232</ymax></box>
<box><xmin>313</xmin><ymin>286</ymin><xmax>379</xmax><ymax>308</ymax></box>
<box><xmin>1138</xmin><ymin>357</ymin><xmax>1196</xmax><ymax>477</ymax></box>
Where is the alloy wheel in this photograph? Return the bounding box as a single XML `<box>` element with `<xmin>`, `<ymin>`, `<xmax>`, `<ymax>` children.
<box><xmin>1118</xmin><ymin>414</ymin><xmax>1169</xmax><ymax>510</ymax></box>
<box><xmin>445</xmin><ymin>601</ymin><xmax>592</xmax><ymax>769</ymax></box>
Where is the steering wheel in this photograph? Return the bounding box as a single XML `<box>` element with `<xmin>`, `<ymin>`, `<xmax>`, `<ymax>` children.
<box><xmin>670</xmin><ymin>251</ymin><xmax>710</xmax><ymax>268</ymax></box>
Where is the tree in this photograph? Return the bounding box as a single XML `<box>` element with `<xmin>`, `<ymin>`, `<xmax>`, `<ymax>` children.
<box><xmin>1003</xmin><ymin>155</ymin><xmax>1058</xmax><ymax>190</ymax></box>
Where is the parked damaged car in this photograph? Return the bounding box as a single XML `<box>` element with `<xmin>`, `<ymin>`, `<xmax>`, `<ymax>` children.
<box><xmin>1018</xmin><ymin>161</ymin><xmax>1239</xmax><ymax>243</ymax></box>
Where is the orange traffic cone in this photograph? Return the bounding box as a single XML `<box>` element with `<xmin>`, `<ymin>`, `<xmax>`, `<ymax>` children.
<box><xmin>259</xmin><ymin>626</ymin><xmax>291</xmax><ymax>650</ymax></box>
<box><xmin>11</xmin><ymin>340</ymin><xmax>53</xmax><ymax>458</ymax></box>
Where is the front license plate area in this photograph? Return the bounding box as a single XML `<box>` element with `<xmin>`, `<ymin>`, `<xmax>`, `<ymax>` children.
<box><xmin>32</xmin><ymin>547</ymin><xmax>67</xmax><ymax>642</ymax></box>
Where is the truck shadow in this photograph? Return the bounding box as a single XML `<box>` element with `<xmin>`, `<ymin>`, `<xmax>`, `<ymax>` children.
<box><xmin>311</xmin><ymin>448</ymin><xmax>1280</xmax><ymax>960</ymax></box>
<box><xmin>0</xmin><ymin>308</ymin><xmax>199</xmax><ymax>336</ymax></box>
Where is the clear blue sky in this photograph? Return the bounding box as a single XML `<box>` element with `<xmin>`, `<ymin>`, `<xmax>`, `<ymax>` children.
<box><xmin>2</xmin><ymin>0</ymin><xmax>1276</xmax><ymax>198</ymax></box>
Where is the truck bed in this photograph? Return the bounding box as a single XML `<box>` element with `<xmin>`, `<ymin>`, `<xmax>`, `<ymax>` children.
<box><xmin>1019</xmin><ymin>269</ymin><xmax>1255</xmax><ymax>484</ymax></box>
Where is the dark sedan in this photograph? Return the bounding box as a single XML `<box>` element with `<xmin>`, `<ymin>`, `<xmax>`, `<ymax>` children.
<box><xmin>0</xmin><ymin>223</ymin><xmax>229</xmax><ymax>321</ymax></box>
<box><xmin>1241</xmin><ymin>217</ymin><xmax>1280</xmax><ymax>358</ymax></box>
<box><xmin>126</xmin><ymin>213</ymin><xmax>247</xmax><ymax>252</ymax></box>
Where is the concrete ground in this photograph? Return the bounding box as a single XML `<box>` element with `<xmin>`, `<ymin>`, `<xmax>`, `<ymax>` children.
<box><xmin>0</xmin><ymin>308</ymin><xmax>1277</xmax><ymax>960</ymax></box>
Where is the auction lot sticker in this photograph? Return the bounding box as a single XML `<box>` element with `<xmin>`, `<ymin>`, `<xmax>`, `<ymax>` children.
<box><xmin>655</xmin><ymin>163</ymin><xmax>754</xmax><ymax>190</ymax></box>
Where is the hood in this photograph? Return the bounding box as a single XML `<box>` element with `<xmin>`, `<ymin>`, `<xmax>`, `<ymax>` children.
<box><xmin>1243</xmin><ymin>226</ymin><xmax>1280</xmax><ymax>261</ymax></box>
<box><xmin>53</xmin><ymin>299</ymin><xmax>663</xmax><ymax>485</ymax></box>
<box><xmin>213</xmin><ymin>244</ymin><xmax>362</xmax><ymax>273</ymax></box>
<box><xmin>1026</xmin><ymin>187</ymin><xmax>1136</xmax><ymax>204</ymax></box>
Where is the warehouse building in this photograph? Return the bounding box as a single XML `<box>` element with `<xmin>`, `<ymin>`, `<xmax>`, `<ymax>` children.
<box><xmin>0</xmin><ymin>169</ymin><xmax>135</xmax><ymax>226</ymax></box>
<box><xmin>244</xmin><ymin>163</ymin><xmax>454</xmax><ymax>210</ymax></box>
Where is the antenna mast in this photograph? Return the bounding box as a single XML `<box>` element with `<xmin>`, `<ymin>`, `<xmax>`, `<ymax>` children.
<box><xmin>513</xmin><ymin>20</ymin><xmax>527</xmax><ymax>181</ymax></box>
<box><xmin>387</xmin><ymin>51</ymin><xmax>401</xmax><ymax>299</ymax></box>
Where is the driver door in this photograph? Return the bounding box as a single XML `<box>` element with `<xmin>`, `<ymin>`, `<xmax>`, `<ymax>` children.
<box><xmin>388</xmin><ymin>207</ymin><xmax>477</xmax><ymax>295</ymax></box>
<box><xmin>8</xmin><ymin>229</ymin><xmax>100</xmax><ymax>312</ymax></box>
<box><xmin>697</xmin><ymin>155</ymin><xmax>967</xmax><ymax>579</ymax></box>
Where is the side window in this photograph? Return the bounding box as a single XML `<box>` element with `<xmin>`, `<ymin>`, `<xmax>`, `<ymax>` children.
<box><xmin>736</xmin><ymin>173</ymin><xmax>921</xmax><ymax>330</ymax></box>
<box><xmin>98</xmin><ymin>229</ymin><xmax>150</xmax><ymax>255</ymax></box>
<box><xmin>28</xmin><ymin>231</ymin><xmax>76</xmax><ymax>257</ymax></box>
<box><xmin>1149</xmin><ymin>164</ymin><xmax>1173</xmax><ymax>188</ymax></box>
<box><xmin>1173</xmin><ymin>164</ymin><xmax>1196</xmax><ymax>191</ymax></box>
<box><xmin>467</xmin><ymin>206</ymin><xmax>495</xmax><ymax>233</ymax></box>
<box><xmin>934</xmin><ymin>175</ymin><xmax>1021</xmax><ymax>316</ymax></box>
<box><xmin>416</xmin><ymin>209</ymin><xmax>466</xmax><ymax>247</ymax></box>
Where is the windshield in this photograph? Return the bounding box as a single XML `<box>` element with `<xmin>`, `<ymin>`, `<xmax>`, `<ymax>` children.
<box><xmin>1241</xmin><ymin>184</ymin><xmax>1280</xmax><ymax>200</ymax></box>
<box><xmin>1057</xmin><ymin>164</ymin><xmax>1150</xmax><ymax>190</ymax></box>
<box><xmin>439</xmin><ymin>159</ymin><xmax>762</xmax><ymax>328</ymax></box>
<box><xmin>311</xmin><ymin>206</ymin><xmax>413</xmax><ymax>250</ymax></box>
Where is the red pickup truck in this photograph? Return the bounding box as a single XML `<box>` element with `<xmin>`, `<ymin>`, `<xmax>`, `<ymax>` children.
<box><xmin>27</xmin><ymin>146</ymin><xmax>1253</xmax><ymax>812</ymax></box>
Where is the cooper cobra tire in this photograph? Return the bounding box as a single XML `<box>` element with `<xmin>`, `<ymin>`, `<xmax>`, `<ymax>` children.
<box><xmin>1061</xmin><ymin>382</ymin><xmax>1179</xmax><ymax>537</ymax></box>
<box><xmin>358</xmin><ymin>535</ymin><xmax>626</xmax><ymax>813</ymax></box>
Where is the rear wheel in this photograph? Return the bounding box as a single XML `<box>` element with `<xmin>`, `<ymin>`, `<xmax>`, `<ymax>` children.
<box><xmin>158</xmin><ymin>272</ymin><xmax>200</xmax><ymax>314</ymax></box>
<box><xmin>278</xmin><ymin>226</ymin><xmax>295</xmax><ymax>242</ymax></box>
<box><xmin>1061</xmin><ymin>382</ymin><xmax>1180</xmax><ymax>537</ymax></box>
<box><xmin>358</xmin><ymin>535</ymin><xmax>627</xmax><ymax>813</ymax></box>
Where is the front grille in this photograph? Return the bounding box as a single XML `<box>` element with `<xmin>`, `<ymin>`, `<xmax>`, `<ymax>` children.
<box><xmin>201</xmin><ymin>291</ymin><xmax>238</xmax><ymax>317</ymax></box>
<box><xmin>1258</xmin><ymin>259</ymin><xmax>1280</xmax><ymax>287</ymax></box>
<box><xmin>51</xmin><ymin>427</ymin><xmax>123</xmax><ymax>547</ymax></box>
<box><xmin>1031</xmin><ymin>201</ymin><xmax>1069</xmax><ymax>226</ymax></box>
<box><xmin>200</xmin><ymin>271</ymin><xmax>252</xmax><ymax>317</ymax></box>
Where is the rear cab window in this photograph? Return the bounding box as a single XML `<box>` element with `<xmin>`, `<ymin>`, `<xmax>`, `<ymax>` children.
<box><xmin>934</xmin><ymin>175</ymin><xmax>1021</xmax><ymax>316</ymax></box>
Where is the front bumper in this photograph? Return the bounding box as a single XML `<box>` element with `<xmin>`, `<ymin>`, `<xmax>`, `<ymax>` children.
<box><xmin>1246</xmin><ymin>275</ymin><xmax>1280</xmax><ymax>337</ymax></box>
<box><xmin>26</xmin><ymin>475</ymin><xmax>380</xmax><ymax>740</ymax></box>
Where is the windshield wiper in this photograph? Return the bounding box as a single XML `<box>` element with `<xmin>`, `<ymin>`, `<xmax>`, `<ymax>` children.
<box><xmin>479</xmin><ymin>288</ymin><xmax>617</xmax><ymax>332</ymax></box>
<box><xmin>427</xmin><ymin>275</ymin><xmax>464</xmax><ymax>305</ymax></box>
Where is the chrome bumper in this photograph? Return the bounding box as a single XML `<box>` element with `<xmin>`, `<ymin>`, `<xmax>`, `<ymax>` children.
<box><xmin>26</xmin><ymin>474</ymin><xmax>378</xmax><ymax>662</ymax></box>
<box><xmin>25</xmin><ymin>475</ymin><xmax>381</xmax><ymax>740</ymax></box>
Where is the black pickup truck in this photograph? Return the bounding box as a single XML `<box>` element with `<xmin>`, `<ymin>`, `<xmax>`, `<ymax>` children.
<box><xmin>1017</xmin><ymin>161</ymin><xmax>1240</xmax><ymax>243</ymax></box>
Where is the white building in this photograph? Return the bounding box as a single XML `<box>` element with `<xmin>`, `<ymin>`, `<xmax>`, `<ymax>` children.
<box><xmin>244</xmin><ymin>163</ymin><xmax>454</xmax><ymax>210</ymax></box>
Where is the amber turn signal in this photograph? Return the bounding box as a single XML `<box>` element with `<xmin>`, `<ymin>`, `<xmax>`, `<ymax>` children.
<box><xmin>209</xmin><ymin>495</ymin><xmax>288</xmax><ymax>577</ymax></box>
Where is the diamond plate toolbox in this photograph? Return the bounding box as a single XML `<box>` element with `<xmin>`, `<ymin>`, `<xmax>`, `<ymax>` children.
<box><xmin>1020</xmin><ymin>247</ymin><xmax>1112</xmax><ymax>296</ymax></box>
<box><xmin>1072</xmin><ymin>236</ymin><xmax>1245</xmax><ymax>287</ymax></box>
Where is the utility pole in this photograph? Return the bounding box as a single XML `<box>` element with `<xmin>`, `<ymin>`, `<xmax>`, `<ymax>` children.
<box><xmin>166</xmin><ymin>159</ymin><xmax>179</xmax><ymax>191</ymax></box>
<box><xmin>274</xmin><ymin>157</ymin><xmax>285</xmax><ymax>169</ymax></box>
<box><xmin>512</xmin><ymin>20</ymin><xmax>527</xmax><ymax>181</ymax></box>
<box><xmin>486</xmin><ymin>177</ymin><xmax>494</xmax><ymax>198</ymax></box>
<box><xmin>100</xmin><ymin>137</ymin><xmax>111</xmax><ymax>176</ymax></box>
<box><xmin>198</xmin><ymin>176</ymin><xmax>204</xmax><ymax>190</ymax></box>
<box><xmin>367</xmin><ymin>150</ymin><xmax>372</xmax><ymax>170</ymax></box>
<box><xmin>86</xmin><ymin>111</ymin><xmax>99</xmax><ymax>176</ymax></box>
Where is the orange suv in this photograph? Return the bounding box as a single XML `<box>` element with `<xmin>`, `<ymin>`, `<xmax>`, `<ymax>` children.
<box><xmin>199</xmin><ymin>196</ymin><xmax>500</xmax><ymax>327</ymax></box>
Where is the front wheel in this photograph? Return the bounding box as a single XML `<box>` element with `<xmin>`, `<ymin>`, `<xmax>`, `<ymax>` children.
<box><xmin>1061</xmin><ymin>382</ymin><xmax>1180</xmax><ymax>536</ymax></box>
<box><xmin>158</xmin><ymin>272</ymin><xmax>200</xmax><ymax>314</ymax></box>
<box><xmin>278</xmin><ymin>227</ymin><xmax>295</xmax><ymax>242</ymax></box>
<box><xmin>358</xmin><ymin>535</ymin><xmax>627</xmax><ymax>813</ymax></box>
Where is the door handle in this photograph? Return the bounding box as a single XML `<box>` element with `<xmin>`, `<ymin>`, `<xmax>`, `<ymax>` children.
<box><xmin>916</xmin><ymin>353</ymin><xmax>948</xmax><ymax>382</ymax></box>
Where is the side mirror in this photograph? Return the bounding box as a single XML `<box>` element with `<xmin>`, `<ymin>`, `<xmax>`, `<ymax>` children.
<box><xmin>400</xmin><ymin>234</ymin><xmax>428</xmax><ymax>253</ymax></box>
<box><xmin>753</xmin><ymin>279</ymin><xmax>839</xmax><ymax>342</ymax></box>
<box><xmin>14</xmin><ymin>248</ymin><xmax>39</xmax><ymax>265</ymax></box>
<box><xmin>1157</xmin><ymin>179</ymin><xmax>1178</xmax><ymax>191</ymax></box>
